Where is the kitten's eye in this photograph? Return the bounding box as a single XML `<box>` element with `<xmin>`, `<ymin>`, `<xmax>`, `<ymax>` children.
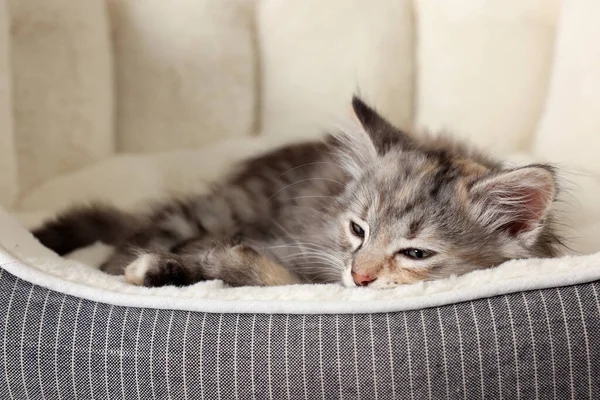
<box><xmin>401</xmin><ymin>249</ymin><xmax>433</xmax><ymax>260</ymax></box>
<box><xmin>350</xmin><ymin>221</ymin><xmax>365</xmax><ymax>238</ymax></box>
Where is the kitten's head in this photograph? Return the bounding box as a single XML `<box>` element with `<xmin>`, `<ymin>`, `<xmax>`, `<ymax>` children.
<box><xmin>331</xmin><ymin>97</ymin><xmax>563</xmax><ymax>288</ymax></box>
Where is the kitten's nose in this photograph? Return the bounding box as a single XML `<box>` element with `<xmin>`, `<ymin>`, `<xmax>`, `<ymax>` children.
<box><xmin>352</xmin><ymin>272</ymin><xmax>376</xmax><ymax>287</ymax></box>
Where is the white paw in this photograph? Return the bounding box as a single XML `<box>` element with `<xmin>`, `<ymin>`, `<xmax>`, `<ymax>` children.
<box><xmin>341</xmin><ymin>267</ymin><xmax>357</xmax><ymax>287</ymax></box>
<box><xmin>124</xmin><ymin>254</ymin><xmax>156</xmax><ymax>286</ymax></box>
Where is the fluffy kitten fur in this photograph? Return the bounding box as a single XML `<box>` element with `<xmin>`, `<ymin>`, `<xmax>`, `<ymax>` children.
<box><xmin>33</xmin><ymin>97</ymin><xmax>563</xmax><ymax>289</ymax></box>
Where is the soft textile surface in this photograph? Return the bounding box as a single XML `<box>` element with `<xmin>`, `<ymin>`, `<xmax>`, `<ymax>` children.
<box><xmin>108</xmin><ymin>0</ymin><xmax>258</xmax><ymax>152</ymax></box>
<box><xmin>258</xmin><ymin>0</ymin><xmax>414</xmax><ymax>137</ymax></box>
<box><xmin>4</xmin><ymin>135</ymin><xmax>599</xmax><ymax>309</ymax></box>
<box><xmin>4</xmin><ymin>197</ymin><xmax>600</xmax><ymax>312</ymax></box>
<box><xmin>1</xmin><ymin>0</ymin><xmax>260</xmax><ymax>199</ymax></box>
<box><xmin>0</xmin><ymin>0</ymin><xmax>15</xmax><ymax>208</ymax></box>
<box><xmin>14</xmin><ymin>136</ymin><xmax>305</xmax><ymax>224</ymax></box>
<box><xmin>2</xmin><ymin>1</ymin><xmax>600</xmax><ymax>307</ymax></box>
<box><xmin>415</xmin><ymin>0</ymin><xmax>560</xmax><ymax>154</ymax></box>
<box><xmin>534</xmin><ymin>0</ymin><xmax>600</xmax><ymax>176</ymax></box>
<box><xmin>1</xmin><ymin>267</ymin><xmax>598</xmax><ymax>399</ymax></box>
<box><xmin>9</xmin><ymin>0</ymin><xmax>113</xmax><ymax>192</ymax></box>
<box><xmin>530</xmin><ymin>0</ymin><xmax>600</xmax><ymax>254</ymax></box>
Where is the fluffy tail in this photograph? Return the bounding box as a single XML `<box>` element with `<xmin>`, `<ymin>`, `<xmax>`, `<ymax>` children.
<box><xmin>31</xmin><ymin>203</ymin><xmax>142</xmax><ymax>256</ymax></box>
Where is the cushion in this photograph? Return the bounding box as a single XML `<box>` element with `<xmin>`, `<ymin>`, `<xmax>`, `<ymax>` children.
<box><xmin>415</xmin><ymin>0</ymin><xmax>560</xmax><ymax>154</ymax></box>
<box><xmin>1</xmin><ymin>266</ymin><xmax>598</xmax><ymax>399</ymax></box>
<box><xmin>258</xmin><ymin>0</ymin><xmax>414</xmax><ymax>138</ymax></box>
<box><xmin>532</xmin><ymin>0</ymin><xmax>600</xmax><ymax>255</ymax></box>
<box><xmin>108</xmin><ymin>0</ymin><xmax>258</xmax><ymax>153</ymax></box>
<box><xmin>2</xmin><ymin>206</ymin><xmax>600</xmax><ymax>398</ymax></box>
<box><xmin>534</xmin><ymin>0</ymin><xmax>600</xmax><ymax>175</ymax></box>
<box><xmin>0</xmin><ymin>0</ymin><xmax>16</xmax><ymax>208</ymax></box>
<box><xmin>9</xmin><ymin>0</ymin><xmax>113</xmax><ymax>191</ymax></box>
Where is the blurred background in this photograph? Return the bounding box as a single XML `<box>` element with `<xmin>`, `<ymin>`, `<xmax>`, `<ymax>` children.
<box><xmin>0</xmin><ymin>0</ymin><xmax>598</xmax><ymax>253</ymax></box>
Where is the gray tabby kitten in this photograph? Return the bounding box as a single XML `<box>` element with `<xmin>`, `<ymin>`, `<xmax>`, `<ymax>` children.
<box><xmin>33</xmin><ymin>97</ymin><xmax>563</xmax><ymax>289</ymax></box>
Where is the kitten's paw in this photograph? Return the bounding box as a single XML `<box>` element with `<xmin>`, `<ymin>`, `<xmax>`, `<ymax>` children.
<box><xmin>124</xmin><ymin>253</ymin><xmax>188</xmax><ymax>287</ymax></box>
<box><xmin>124</xmin><ymin>254</ymin><xmax>155</xmax><ymax>285</ymax></box>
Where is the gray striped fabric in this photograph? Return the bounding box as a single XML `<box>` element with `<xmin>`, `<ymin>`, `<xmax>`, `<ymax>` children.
<box><xmin>0</xmin><ymin>267</ymin><xmax>598</xmax><ymax>400</ymax></box>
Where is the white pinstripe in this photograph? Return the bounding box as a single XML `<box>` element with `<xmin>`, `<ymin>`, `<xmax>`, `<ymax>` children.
<box><xmin>216</xmin><ymin>314</ymin><xmax>223</xmax><ymax>400</ymax></box>
<box><xmin>54</xmin><ymin>294</ymin><xmax>67</xmax><ymax>400</ymax></box>
<box><xmin>20</xmin><ymin>284</ymin><xmax>35</xmax><ymax>400</ymax></box>
<box><xmin>233</xmin><ymin>314</ymin><xmax>240</xmax><ymax>400</ymax></box>
<box><xmin>469</xmin><ymin>302</ymin><xmax>485</xmax><ymax>399</ymax></box>
<box><xmin>119</xmin><ymin>308</ymin><xmax>129</xmax><ymax>400</ymax></box>
<box><xmin>453</xmin><ymin>305</ymin><xmax>466</xmax><ymax>400</ymax></box>
<box><xmin>352</xmin><ymin>314</ymin><xmax>361</xmax><ymax>400</ymax></box>
<box><xmin>592</xmin><ymin>283</ymin><xmax>600</xmax><ymax>316</ymax></box>
<box><xmin>335</xmin><ymin>315</ymin><xmax>343</xmax><ymax>400</ymax></box>
<box><xmin>4</xmin><ymin>277</ymin><xmax>19</xmax><ymax>400</ymax></box>
<box><xmin>504</xmin><ymin>296</ymin><xmax>521</xmax><ymax>400</ymax></box>
<box><xmin>592</xmin><ymin>285</ymin><xmax>600</xmax><ymax>396</ymax></box>
<box><xmin>199</xmin><ymin>313</ymin><xmax>207</xmax><ymax>400</ymax></box>
<box><xmin>435</xmin><ymin>308</ymin><xmax>449</xmax><ymax>399</ymax></box>
<box><xmin>87</xmin><ymin>302</ymin><xmax>98</xmax><ymax>400</ymax></box>
<box><xmin>521</xmin><ymin>293</ymin><xmax>539</xmax><ymax>399</ymax></box>
<box><xmin>37</xmin><ymin>290</ymin><xmax>50</xmax><ymax>400</ymax></box>
<box><xmin>403</xmin><ymin>312</ymin><xmax>414</xmax><ymax>400</ymax></box>
<box><xmin>104</xmin><ymin>304</ymin><xmax>114</xmax><ymax>400</ymax></box>
<box><xmin>574</xmin><ymin>287</ymin><xmax>592</xmax><ymax>400</ymax></box>
<box><xmin>182</xmin><ymin>312</ymin><xmax>190</xmax><ymax>400</ymax></box>
<box><xmin>385</xmin><ymin>313</ymin><xmax>396</xmax><ymax>400</ymax></box>
<box><xmin>267</xmin><ymin>314</ymin><xmax>274</xmax><ymax>400</ymax></box>
<box><xmin>71</xmin><ymin>299</ymin><xmax>82</xmax><ymax>400</ymax></box>
<box><xmin>539</xmin><ymin>291</ymin><xmax>557</xmax><ymax>400</ymax></box>
<box><xmin>133</xmin><ymin>309</ymin><xmax>144</xmax><ymax>400</ymax></box>
<box><xmin>318</xmin><ymin>315</ymin><xmax>325</xmax><ymax>400</ymax></box>
<box><xmin>556</xmin><ymin>289</ymin><xmax>574</xmax><ymax>400</ymax></box>
<box><xmin>419</xmin><ymin>310</ymin><xmax>432</xmax><ymax>400</ymax></box>
<box><xmin>250</xmin><ymin>314</ymin><xmax>257</xmax><ymax>400</ymax></box>
<box><xmin>368</xmin><ymin>315</ymin><xmax>379</xmax><ymax>400</ymax></box>
<box><xmin>487</xmin><ymin>299</ymin><xmax>503</xmax><ymax>400</ymax></box>
<box><xmin>284</xmin><ymin>314</ymin><xmax>291</xmax><ymax>400</ymax></box>
<box><xmin>301</xmin><ymin>315</ymin><xmax>308</xmax><ymax>400</ymax></box>
<box><xmin>149</xmin><ymin>309</ymin><xmax>159</xmax><ymax>400</ymax></box>
<box><xmin>165</xmin><ymin>311</ymin><xmax>174</xmax><ymax>400</ymax></box>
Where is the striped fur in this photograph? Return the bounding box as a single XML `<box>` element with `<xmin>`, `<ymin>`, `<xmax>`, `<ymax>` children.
<box><xmin>32</xmin><ymin>97</ymin><xmax>565</xmax><ymax>288</ymax></box>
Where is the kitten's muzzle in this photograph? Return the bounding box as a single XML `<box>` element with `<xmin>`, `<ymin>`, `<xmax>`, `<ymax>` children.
<box><xmin>351</xmin><ymin>272</ymin><xmax>377</xmax><ymax>287</ymax></box>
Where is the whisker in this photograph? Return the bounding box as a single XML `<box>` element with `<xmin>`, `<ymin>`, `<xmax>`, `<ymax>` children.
<box><xmin>287</xmin><ymin>195</ymin><xmax>338</xmax><ymax>201</ymax></box>
<box><xmin>267</xmin><ymin>178</ymin><xmax>346</xmax><ymax>201</ymax></box>
<box><xmin>278</xmin><ymin>161</ymin><xmax>346</xmax><ymax>177</ymax></box>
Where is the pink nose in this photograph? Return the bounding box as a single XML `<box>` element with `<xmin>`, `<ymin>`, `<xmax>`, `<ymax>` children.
<box><xmin>352</xmin><ymin>272</ymin><xmax>376</xmax><ymax>287</ymax></box>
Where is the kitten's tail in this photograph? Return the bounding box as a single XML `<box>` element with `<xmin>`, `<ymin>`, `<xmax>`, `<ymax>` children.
<box><xmin>31</xmin><ymin>203</ymin><xmax>142</xmax><ymax>256</ymax></box>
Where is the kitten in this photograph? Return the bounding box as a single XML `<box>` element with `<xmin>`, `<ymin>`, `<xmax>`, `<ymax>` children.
<box><xmin>32</xmin><ymin>97</ymin><xmax>564</xmax><ymax>289</ymax></box>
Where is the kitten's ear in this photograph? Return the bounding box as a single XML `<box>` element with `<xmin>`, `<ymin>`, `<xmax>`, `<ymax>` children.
<box><xmin>351</xmin><ymin>96</ymin><xmax>413</xmax><ymax>154</ymax></box>
<box><xmin>468</xmin><ymin>166</ymin><xmax>556</xmax><ymax>240</ymax></box>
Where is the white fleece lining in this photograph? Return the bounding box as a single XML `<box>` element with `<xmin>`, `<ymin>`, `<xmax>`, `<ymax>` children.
<box><xmin>2</xmin><ymin>207</ymin><xmax>600</xmax><ymax>315</ymax></box>
<box><xmin>2</xmin><ymin>248</ymin><xmax>600</xmax><ymax>315</ymax></box>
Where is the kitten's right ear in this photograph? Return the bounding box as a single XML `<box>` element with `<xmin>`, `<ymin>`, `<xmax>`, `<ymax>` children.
<box><xmin>351</xmin><ymin>96</ymin><xmax>414</xmax><ymax>154</ymax></box>
<box><xmin>468</xmin><ymin>165</ymin><xmax>557</xmax><ymax>243</ymax></box>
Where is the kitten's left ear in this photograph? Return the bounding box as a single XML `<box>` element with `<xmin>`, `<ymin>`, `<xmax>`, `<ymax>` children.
<box><xmin>468</xmin><ymin>166</ymin><xmax>556</xmax><ymax>241</ymax></box>
<box><xmin>351</xmin><ymin>96</ymin><xmax>414</xmax><ymax>154</ymax></box>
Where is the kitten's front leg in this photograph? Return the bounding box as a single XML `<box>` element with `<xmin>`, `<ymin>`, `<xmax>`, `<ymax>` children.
<box><xmin>124</xmin><ymin>244</ymin><xmax>301</xmax><ymax>287</ymax></box>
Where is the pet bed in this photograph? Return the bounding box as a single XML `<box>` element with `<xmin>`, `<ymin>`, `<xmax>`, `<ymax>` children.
<box><xmin>1</xmin><ymin>206</ymin><xmax>600</xmax><ymax>399</ymax></box>
<box><xmin>2</xmin><ymin>0</ymin><xmax>600</xmax><ymax>398</ymax></box>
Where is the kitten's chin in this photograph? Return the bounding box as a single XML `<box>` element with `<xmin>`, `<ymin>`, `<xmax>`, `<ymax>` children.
<box><xmin>341</xmin><ymin>268</ymin><xmax>357</xmax><ymax>288</ymax></box>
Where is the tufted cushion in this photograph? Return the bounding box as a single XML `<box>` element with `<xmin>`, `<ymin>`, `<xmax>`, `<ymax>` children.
<box><xmin>108</xmin><ymin>0</ymin><xmax>258</xmax><ymax>153</ymax></box>
<box><xmin>534</xmin><ymin>0</ymin><xmax>600</xmax><ymax>175</ymax></box>
<box><xmin>415</xmin><ymin>0</ymin><xmax>560</xmax><ymax>155</ymax></box>
<box><xmin>258</xmin><ymin>0</ymin><xmax>414</xmax><ymax>138</ymax></box>
<box><xmin>0</xmin><ymin>0</ymin><xmax>16</xmax><ymax>208</ymax></box>
<box><xmin>9</xmin><ymin>0</ymin><xmax>113</xmax><ymax>192</ymax></box>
